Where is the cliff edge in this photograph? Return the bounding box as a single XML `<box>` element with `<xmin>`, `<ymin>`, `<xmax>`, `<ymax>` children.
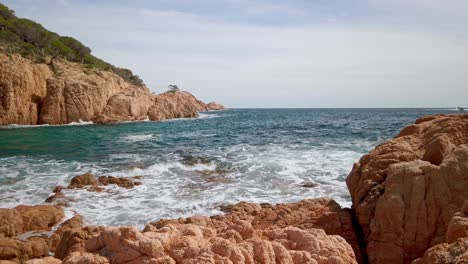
<box><xmin>0</xmin><ymin>53</ymin><xmax>224</xmax><ymax>125</ymax></box>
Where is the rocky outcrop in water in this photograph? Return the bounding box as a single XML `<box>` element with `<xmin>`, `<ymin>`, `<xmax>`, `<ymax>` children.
<box><xmin>347</xmin><ymin>114</ymin><xmax>468</xmax><ymax>263</ymax></box>
<box><xmin>0</xmin><ymin>53</ymin><xmax>223</xmax><ymax>125</ymax></box>
<box><xmin>206</xmin><ymin>102</ymin><xmax>225</xmax><ymax>110</ymax></box>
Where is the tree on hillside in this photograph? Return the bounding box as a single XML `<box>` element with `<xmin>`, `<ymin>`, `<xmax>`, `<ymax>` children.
<box><xmin>60</xmin><ymin>36</ymin><xmax>91</xmax><ymax>62</ymax></box>
<box><xmin>168</xmin><ymin>84</ymin><xmax>180</xmax><ymax>92</ymax></box>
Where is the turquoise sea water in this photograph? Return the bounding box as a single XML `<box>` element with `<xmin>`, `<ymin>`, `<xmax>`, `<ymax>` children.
<box><xmin>0</xmin><ymin>108</ymin><xmax>460</xmax><ymax>227</ymax></box>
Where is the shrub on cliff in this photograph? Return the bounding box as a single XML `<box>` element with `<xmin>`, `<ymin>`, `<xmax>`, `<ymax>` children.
<box><xmin>0</xmin><ymin>3</ymin><xmax>144</xmax><ymax>86</ymax></box>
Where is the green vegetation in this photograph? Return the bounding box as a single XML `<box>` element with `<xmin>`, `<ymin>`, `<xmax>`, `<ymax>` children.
<box><xmin>167</xmin><ymin>84</ymin><xmax>180</xmax><ymax>93</ymax></box>
<box><xmin>0</xmin><ymin>3</ymin><xmax>143</xmax><ymax>86</ymax></box>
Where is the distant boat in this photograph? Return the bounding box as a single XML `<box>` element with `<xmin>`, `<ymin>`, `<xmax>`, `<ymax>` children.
<box><xmin>457</xmin><ymin>106</ymin><xmax>465</xmax><ymax>111</ymax></box>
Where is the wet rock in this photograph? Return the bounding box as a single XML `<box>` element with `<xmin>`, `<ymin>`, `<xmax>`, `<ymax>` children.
<box><xmin>299</xmin><ymin>182</ymin><xmax>319</xmax><ymax>188</ymax></box>
<box><xmin>97</xmin><ymin>176</ymin><xmax>141</xmax><ymax>189</ymax></box>
<box><xmin>68</xmin><ymin>173</ymin><xmax>100</xmax><ymax>189</ymax></box>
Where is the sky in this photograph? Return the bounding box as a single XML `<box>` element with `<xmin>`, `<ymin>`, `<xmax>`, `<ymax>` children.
<box><xmin>3</xmin><ymin>0</ymin><xmax>468</xmax><ymax>108</ymax></box>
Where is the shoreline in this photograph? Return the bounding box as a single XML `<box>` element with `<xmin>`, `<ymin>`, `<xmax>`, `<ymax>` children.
<box><xmin>1</xmin><ymin>113</ymin><xmax>467</xmax><ymax>263</ymax></box>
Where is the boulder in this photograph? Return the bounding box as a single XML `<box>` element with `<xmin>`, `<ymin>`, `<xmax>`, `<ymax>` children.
<box><xmin>68</xmin><ymin>173</ymin><xmax>100</xmax><ymax>189</ymax></box>
<box><xmin>347</xmin><ymin>114</ymin><xmax>468</xmax><ymax>264</ymax></box>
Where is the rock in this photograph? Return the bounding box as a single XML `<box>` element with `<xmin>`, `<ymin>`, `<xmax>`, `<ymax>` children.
<box><xmin>0</xmin><ymin>237</ymin><xmax>50</xmax><ymax>262</ymax></box>
<box><xmin>25</xmin><ymin>256</ymin><xmax>62</xmax><ymax>264</ymax></box>
<box><xmin>346</xmin><ymin>114</ymin><xmax>468</xmax><ymax>264</ymax></box>
<box><xmin>68</xmin><ymin>173</ymin><xmax>100</xmax><ymax>189</ymax></box>
<box><xmin>51</xmin><ymin>216</ymin><xmax>104</xmax><ymax>260</ymax></box>
<box><xmin>15</xmin><ymin>205</ymin><xmax>64</xmax><ymax>233</ymax></box>
<box><xmin>148</xmin><ymin>91</ymin><xmax>207</xmax><ymax>121</ymax></box>
<box><xmin>0</xmin><ymin>209</ymin><xmax>23</xmax><ymax>238</ymax></box>
<box><xmin>79</xmin><ymin>224</ymin><xmax>356</xmax><ymax>264</ymax></box>
<box><xmin>299</xmin><ymin>182</ymin><xmax>319</xmax><ymax>188</ymax></box>
<box><xmin>147</xmin><ymin>198</ymin><xmax>363</xmax><ymax>263</ymax></box>
<box><xmin>0</xmin><ymin>53</ymin><xmax>223</xmax><ymax>125</ymax></box>
<box><xmin>0</xmin><ymin>54</ymin><xmax>52</xmax><ymax>125</ymax></box>
<box><xmin>411</xmin><ymin>238</ymin><xmax>468</xmax><ymax>264</ymax></box>
<box><xmin>446</xmin><ymin>202</ymin><xmax>468</xmax><ymax>244</ymax></box>
<box><xmin>94</xmin><ymin>85</ymin><xmax>153</xmax><ymax>123</ymax></box>
<box><xmin>97</xmin><ymin>176</ymin><xmax>141</xmax><ymax>189</ymax></box>
<box><xmin>62</xmin><ymin>252</ymin><xmax>109</xmax><ymax>264</ymax></box>
<box><xmin>206</xmin><ymin>102</ymin><xmax>225</xmax><ymax>110</ymax></box>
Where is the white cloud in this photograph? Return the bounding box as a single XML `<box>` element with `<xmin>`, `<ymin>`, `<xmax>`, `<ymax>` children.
<box><xmin>3</xmin><ymin>0</ymin><xmax>468</xmax><ymax>107</ymax></box>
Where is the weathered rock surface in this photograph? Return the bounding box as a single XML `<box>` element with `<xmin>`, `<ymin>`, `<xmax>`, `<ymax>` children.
<box><xmin>25</xmin><ymin>256</ymin><xmax>62</xmax><ymax>264</ymax></box>
<box><xmin>0</xmin><ymin>205</ymin><xmax>64</xmax><ymax>262</ymax></box>
<box><xmin>64</xmin><ymin>173</ymin><xmax>142</xmax><ymax>193</ymax></box>
<box><xmin>97</xmin><ymin>176</ymin><xmax>142</xmax><ymax>189</ymax></box>
<box><xmin>347</xmin><ymin>114</ymin><xmax>468</xmax><ymax>264</ymax></box>
<box><xmin>0</xmin><ymin>205</ymin><xmax>64</xmax><ymax>238</ymax></box>
<box><xmin>206</xmin><ymin>102</ymin><xmax>225</xmax><ymax>110</ymax></box>
<box><xmin>0</xmin><ymin>54</ymin><xmax>52</xmax><ymax>125</ymax></box>
<box><xmin>0</xmin><ymin>237</ymin><xmax>50</xmax><ymax>262</ymax></box>
<box><xmin>0</xmin><ymin>53</ymin><xmax>221</xmax><ymax>125</ymax></box>
<box><xmin>147</xmin><ymin>91</ymin><xmax>207</xmax><ymax>121</ymax></box>
<box><xmin>49</xmin><ymin>198</ymin><xmax>358</xmax><ymax>264</ymax></box>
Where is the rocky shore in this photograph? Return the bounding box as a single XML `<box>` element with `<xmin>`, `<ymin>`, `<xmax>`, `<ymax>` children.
<box><xmin>1</xmin><ymin>115</ymin><xmax>467</xmax><ymax>263</ymax></box>
<box><xmin>0</xmin><ymin>53</ymin><xmax>224</xmax><ymax>126</ymax></box>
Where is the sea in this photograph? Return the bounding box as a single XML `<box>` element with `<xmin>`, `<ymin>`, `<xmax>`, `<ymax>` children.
<box><xmin>0</xmin><ymin>108</ymin><xmax>460</xmax><ymax>228</ymax></box>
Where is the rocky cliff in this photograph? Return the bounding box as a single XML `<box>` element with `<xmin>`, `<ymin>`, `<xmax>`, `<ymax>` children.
<box><xmin>0</xmin><ymin>53</ymin><xmax>224</xmax><ymax>125</ymax></box>
<box><xmin>347</xmin><ymin>114</ymin><xmax>468</xmax><ymax>263</ymax></box>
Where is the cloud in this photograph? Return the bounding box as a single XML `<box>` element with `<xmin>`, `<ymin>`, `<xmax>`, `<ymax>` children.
<box><xmin>3</xmin><ymin>0</ymin><xmax>468</xmax><ymax>107</ymax></box>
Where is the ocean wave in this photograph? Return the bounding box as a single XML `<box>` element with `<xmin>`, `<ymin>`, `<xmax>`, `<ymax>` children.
<box><xmin>0</xmin><ymin>119</ymin><xmax>93</xmax><ymax>129</ymax></box>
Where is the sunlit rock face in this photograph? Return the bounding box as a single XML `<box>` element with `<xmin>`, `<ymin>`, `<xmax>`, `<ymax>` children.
<box><xmin>347</xmin><ymin>114</ymin><xmax>468</xmax><ymax>264</ymax></box>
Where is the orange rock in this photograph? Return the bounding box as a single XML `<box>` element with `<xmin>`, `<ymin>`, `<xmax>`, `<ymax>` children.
<box><xmin>0</xmin><ymin>54</ymin><xmax>52</xmax><ymax>125</ymax></box>
<box><xmin>206</xmin><ymin>102</ymin><xmax>225</xmax><ymax>110</ymax></box>
<box><xmin>13</xmin><ymin>205</ymin><xmax>64</xmax><ymax>234</ymax></box>
<box><xmin>347</xmin><ymin>114</ymin><xmax>468</xmax><ymax>264</ymax></box>
<box><xmin>25</xmin><ymin>256</ymin><xmax>62</xmax><ymax>264</ymax></box>
<box><xmin>0</xmin><ymin>209</ymin><xmax>23</xmax><ymax>238</ymax></box>
<box><xmin>68</xmin><ymin>173</ymin><xmax>100</xmax><ymax>189</ymax></box>
<box><xmin>148</xmin><ymin>91</ymin><xmax>207</xmax><ymax>121</ymax></box>
<box><xmin>78</xmin><ymin>224</ymin><xmax>356</xmax><ymax>264</ymax></box>
<box><xmin>0</xmin><ymin>53</ymin><xmax>222</xmax><ymax>125</ymax></box>
<box><xmin>0</xmin><ymin>237</ymin><xmax>49</xmax><ymax>262</ymax></box>
<box><xmin>411</xmin><ymin>238</ymin><xmax>468</xmax><ymax>264</ymax></box>
<box><xmin>97</xmin><ymin>176</ymin><xmax>141</xmax><ymax>189</ymax></box>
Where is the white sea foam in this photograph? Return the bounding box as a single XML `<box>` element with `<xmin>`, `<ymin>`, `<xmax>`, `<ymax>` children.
<box><xmin>0</xmin><ymin>140</ymin><xmax>365</xmax><ymax>228</ymax></box>
<box><xmin>0</xmin><ymin>119</ymin><xmax>93</xmax><ymax>129</ymax></box>
<box><xmin>121</xmin><ymin>134</ymin><xmax>154</xmax><ymax>142</ymax></box>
